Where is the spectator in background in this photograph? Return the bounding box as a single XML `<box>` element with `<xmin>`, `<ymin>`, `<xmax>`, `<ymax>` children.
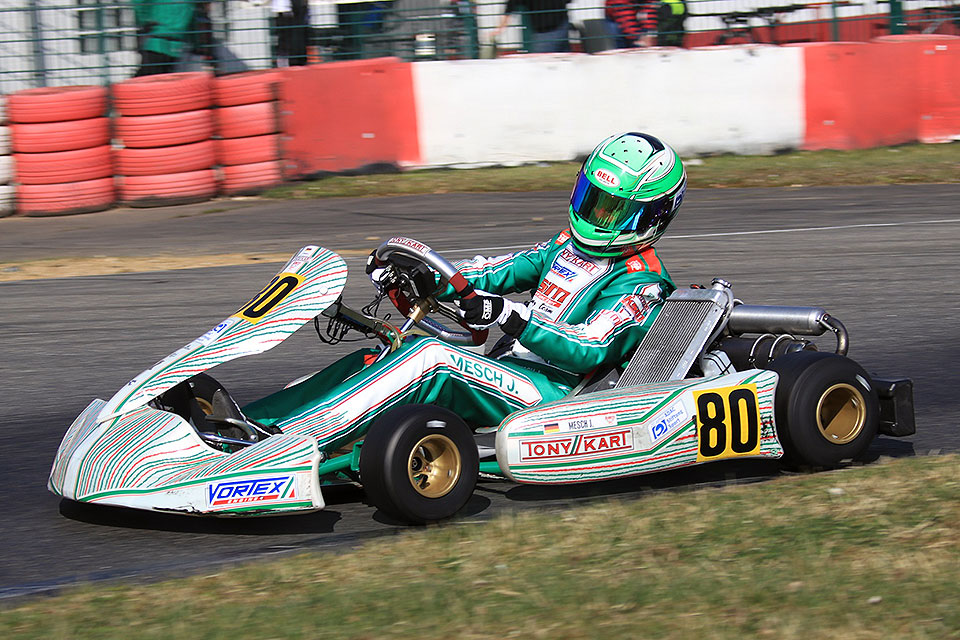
<box><xmin>605</xmin><ymin>0</ymin><xmax>686</xmax><ymax>48</ymax></box>
<box><xmin>657</xmin><ymin>0</ymin><xmax>687</xmax><ymax>47</ymax></box>
<box><xmin>177</xmin><ymin>2</ymin><xmax>250</xmax><ymax>75</ymax></box>
<box><xmin>337</xmin><ymin>1</ymin><xmax>394</xmax><ymax>59</ymax></box>
<box><xmin>133</xmin><ymin>0</ymin><xmax>198</xmax><ymax>75</ymax></box>
<box><xmin>272</xmin><ymin>0</ymin><xmax>311</xmax><ymax>66</ymax></box>
<box><xmin>492</xmin><ymin>0</ymin><xmax>571</xmax><ymax>53</ymax></box>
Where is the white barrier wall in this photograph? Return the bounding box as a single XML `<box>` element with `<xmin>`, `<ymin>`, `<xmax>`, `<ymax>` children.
<box><xmin>411</xmin><ymin>44</ymin><xmax>805</xmax><ymax>166</ymax></box>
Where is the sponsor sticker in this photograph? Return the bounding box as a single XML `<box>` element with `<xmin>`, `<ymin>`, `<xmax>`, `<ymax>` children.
<box><xmin>207</xmin><ymin>475</ymin><xmax>297</xmax><ymax>508</ymax></box>
<box><xmin>626</xmin><ymin>255</ymin><xmax>645</xmax><ymax>273</ymax></box>
<box><xmin>648</xmin><ymin>399</ymin><xmax>689</xmax><ymax>443</ymax></box>
<box><xmin>534</xmin><ymin>280</ymin><xmax>572</xmax><ymax>308</ymax></box>
<box><xmin>594</xmin><ymin>168</ymin><xmax>620</xmax><ymax>188</ymax></box>
<box><xmin>555</xmin><ymin>229</ymin><xmax>571</xmax><ymax>245</ymax></box>
<box><xmin>559</xmin><ymin>247</ymin><xmax>601</xmax><ymax>274</ymax></box>
<box><xmin>557</xmin><ymin>413</ymin><xmax>618</xmax><ymax>432</ymax></box>
<box><xmin>673</xmin><ymin>183</ymin><xmax>686</xmax><ymax>209</ymax></box>
<box><xmin>550</xmin><ymin>261</ymin><xmax>578</xmax><ymax>280</ymax></box>
<box><xmin>519</xmin><ymin>428</ymin><xmax>633</xmax><ymax>461</ymax></box>
<box><xmin>196</xmin><ymin>320</ymin><xmax>233</xmax><ymax>346</ymax></box>
<box><xmin>287</xmin><ymin>246</ymin><xmax>319</xmax><ymax>271</ymax></box>
<box><xmin>621</xmin><ymin>295</ymin><xmax>651</xmax><ymax>322</ymax></box>
<box><xmin>388</xmin><ymin>237</ymin><xmax>430</xmax><ymax>255</ymax></box>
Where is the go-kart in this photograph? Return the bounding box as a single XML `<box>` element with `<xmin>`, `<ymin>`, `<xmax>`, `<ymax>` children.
<box><xmin>48</xmin><ymin>238</ymin><xmax>916</xmax><ymax>524</ymax></box>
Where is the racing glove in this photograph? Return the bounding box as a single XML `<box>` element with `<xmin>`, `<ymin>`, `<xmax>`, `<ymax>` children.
<box><xmin>365</xmin><ymin>251</ymin><xmax>397</xmax><ymax>292</ymax></box>
<box><xmin>456</xmin><ymin>291</ymin><xmax>530</xmax><ymax>337</ymax></box>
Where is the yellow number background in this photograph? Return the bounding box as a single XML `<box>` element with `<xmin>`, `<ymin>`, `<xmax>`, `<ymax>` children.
<box><xmin>694</xmin><ymin>383</ymin><xmax>761</xmax><ymax>462</ymax></box>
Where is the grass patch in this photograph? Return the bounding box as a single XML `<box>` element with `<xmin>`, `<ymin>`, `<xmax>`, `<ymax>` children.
<box><xmin>264</xmin><ymin>143</ymin><xmax>960</xmax><ymax>199</ymax></box>
<box><xmin>3</xmin><ymin>455</ymin><xmax>958</xmax><ymax>639</ymax></box>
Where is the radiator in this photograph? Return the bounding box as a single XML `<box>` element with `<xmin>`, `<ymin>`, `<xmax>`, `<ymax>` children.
<box><xmin>616</xmin><ymin>287</ymin><xmax>730</xmax><ymax>388</ymax></box>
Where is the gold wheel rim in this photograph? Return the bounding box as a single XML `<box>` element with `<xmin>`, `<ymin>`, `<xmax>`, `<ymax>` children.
<box><xmin>196</xmin><ymin>398</ymin><xmax>214</xmax><ymax>415</ymax></box>
<box><xmin>407</xmin><ymin>433</ymin><xmax>461</xmax><ymax>498</ymax></box>
<box><xmin>816</xmin><ymin>383</ymin><xmax>867</xmax><ymax>445</ymax></box>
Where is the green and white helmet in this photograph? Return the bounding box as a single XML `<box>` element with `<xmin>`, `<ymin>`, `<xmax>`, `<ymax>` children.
<box><xmin>568</xmin><ymin>132</ymin><xmax>687</xmax><ymax>257</ymax></box>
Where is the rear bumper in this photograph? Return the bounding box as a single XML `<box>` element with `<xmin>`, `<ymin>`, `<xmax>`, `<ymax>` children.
<box><xmin>874</xmin><ymin>377</ymin><xmax>915</xmax><ymax>437</ymax></box>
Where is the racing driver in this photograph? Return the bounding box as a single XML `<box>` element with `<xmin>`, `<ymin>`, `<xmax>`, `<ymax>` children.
<box><xmin>244</xmin><ymin>132</ymin><xmax>687</xmax><ymax>450</ymax></box>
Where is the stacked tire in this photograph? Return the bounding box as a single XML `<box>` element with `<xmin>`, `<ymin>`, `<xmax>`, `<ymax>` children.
<box><xmin>112</xmin><ymin>72</ymin><xmax>218</xmax><ymax>207</ymax></box>
<box><xmin>0</xmin><ymin>96</ymin><xmax>12</xmax><ymax>217</ymax></box>
<box><xmin>8</xmin><ymin>86</ymin><xmax>114</xmax><ymax>217</ymax></box>
<box><xmin>212</xmin><ymin>71</ymin><xmax>285</xmax><ymax>196</ymax></box>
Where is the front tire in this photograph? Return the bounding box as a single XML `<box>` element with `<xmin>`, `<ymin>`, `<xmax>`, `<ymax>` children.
<box><xmin>768</xmin><ymin>351</ymin><xmax>879</xmax><ymax>468</ymax></box>
<box><xmin>360</xmin><ymin>405</ymin><xmax>479</xmax><ymax>524</ymax></box>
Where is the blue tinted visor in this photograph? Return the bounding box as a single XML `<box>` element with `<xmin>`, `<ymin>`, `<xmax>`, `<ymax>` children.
<box><xmin>570</xmin><ymin>170</ymin><xmax>673</xmax><ymax>233</ymax></box>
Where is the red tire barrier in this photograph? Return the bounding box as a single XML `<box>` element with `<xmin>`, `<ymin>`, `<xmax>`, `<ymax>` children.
<box><xmin>112</xmin><ymin>72</ymin><xmax>213</xmax><ymax>116</ymax></box>
<box><xmin>215</xmin><ymin>134</ymin><xmax>281</xmax><ymax>166</ymax></box>
<box><xmin>6</xmin><ymin>85</ymin><xmax>108</xmax><ymax>124</ymax></box>
<box><xmin>16</xmin><ymin>176</ymin><xmax>114</xmax><ymax>217</ymax></box>
<box><xmin>10</xmin><ymin>117</ymin><xmax>110</xmax><ymax>153</ymax></box>
<box><xmin>220</xmin><ymin>160</ymin><xmax>283</xmax><ymax>195</ymax></box>
<box><xmin>14</xmin><ymin>145</ymin><xmax>113</xmax><ymax>185</ymax></box>
<box><xmin>115</xmin><ymin>109</ymin><xmax>214</xmax><ymax>148</ymax></box>
<box><xmin>118</xmin><ymin>169</ymin><xmax>217</xmax><ymax>207</ymax></box>
<box><xmin>215</xmin><ymin>102</ymin><xmax>279</xmax><ymax>139</ymax></box>
<box><xmin>115</xmin><ymin>140</ymin><xmax>216</xmax><ymax>176</ymax></box>
<box><xmin>213</xmin><ymin>70</ymin><xmax>282</xmax><ymax>107</ymax></box>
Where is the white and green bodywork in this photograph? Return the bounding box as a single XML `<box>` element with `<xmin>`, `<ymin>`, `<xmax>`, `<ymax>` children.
<box><xmin>48</xmin><ymin>246</ymin><xmax>347</xmax><ymax>516</ymax></box>
<box><xmin>48</xmin><ymin>244</ymin><xmax>786</xmax><ymax>517</ymax></box>
<box><xmin>495</xmin><ymin>369</ymin><xmax>780</xmax><ymax>484</ymax></box>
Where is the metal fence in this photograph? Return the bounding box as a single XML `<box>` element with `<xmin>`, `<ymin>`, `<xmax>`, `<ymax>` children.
<box><xmin>2</xmin><ymin>0</ymin><xmax>958</xmax><ymax>93</ymax></box>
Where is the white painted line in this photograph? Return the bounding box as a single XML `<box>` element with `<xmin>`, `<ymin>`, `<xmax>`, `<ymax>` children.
<box><xmin>442</xmin><ymin>218</ymin><xmax>960</xmax><ymax>255</ymax></box>
<box><xmin>667</xmin><ymin>218</ymin><xmax>960</xmax><ymax>240</ymax></box>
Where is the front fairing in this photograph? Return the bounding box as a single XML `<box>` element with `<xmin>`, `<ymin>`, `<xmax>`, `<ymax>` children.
<box><xmin>97</xmin><ymin>246</ymin><xmax>347</xmax><ymax>423</ymax></box>
<box><xmin>49</xmin><ymin>399</ymin><xmax>325</xmax><ymax>515</ymax></box>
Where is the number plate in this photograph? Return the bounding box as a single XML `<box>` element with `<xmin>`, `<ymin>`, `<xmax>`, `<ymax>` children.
<box><xmin>234</xmin><ymin>273</ymin><xmax>304</xmax><ymax>323</ymax></box>
<box><xmin>694</xmin><ymin>383</ymin><xmax>762</xmax><ymax>462</ymax></box>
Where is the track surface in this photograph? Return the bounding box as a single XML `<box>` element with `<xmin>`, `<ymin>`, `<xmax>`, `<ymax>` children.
<box><xmin>2</xmin><ymin>185</ymin><xmax>958</xmax><ymax>598</ymax></box>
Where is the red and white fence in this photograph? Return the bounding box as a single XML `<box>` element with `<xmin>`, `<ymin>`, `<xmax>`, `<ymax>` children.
<box><xmin>1</xmin><ymin>35</ymin><xmax>957</xmax><ymax>216</ymax></box>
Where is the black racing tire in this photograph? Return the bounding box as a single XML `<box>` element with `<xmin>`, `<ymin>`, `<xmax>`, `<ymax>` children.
<box><xmin>768</xmin><ymin>351</ymin><xmax>879</xmax><ymax>468</ymax></box>
<box><xmin>360</xmin><ymin>404</ymin><xmax>478</xmax><ymax>525</ymax></box>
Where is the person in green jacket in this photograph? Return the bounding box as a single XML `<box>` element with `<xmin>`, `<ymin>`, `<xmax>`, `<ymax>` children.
<box><xmin>133</xmin><ymin>0</ymin><xmax>199</xmax><ymax>76</ymax></box>
<box><xmin>243</xmin><ymin>132</ymin><xmax>687</xmax><ymax>453</ymax></box>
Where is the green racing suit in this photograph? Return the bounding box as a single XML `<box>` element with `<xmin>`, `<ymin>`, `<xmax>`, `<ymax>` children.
<box><xmin>243</xmin><ymin>230</ymin><xmax>675</xmax><ymax>450</ymax></box>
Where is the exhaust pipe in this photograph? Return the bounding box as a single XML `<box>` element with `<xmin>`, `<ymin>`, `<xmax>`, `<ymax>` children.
<box><xmin>727</xmin><ymin>305</ymin><xmax>848</xmax><ymax>355</ymax></box>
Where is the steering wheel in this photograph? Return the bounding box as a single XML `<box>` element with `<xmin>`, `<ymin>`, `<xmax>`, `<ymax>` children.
<box><xmin>373</xmin><ymin>237</ymin><xmax>488</xmax><ymax>347</ymax></box>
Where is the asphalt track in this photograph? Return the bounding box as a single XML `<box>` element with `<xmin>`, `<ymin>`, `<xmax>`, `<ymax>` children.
<box><xmin>2</xmin><ymin>184</ymin><xmax>958</xmax><ymax>599</ymax></box>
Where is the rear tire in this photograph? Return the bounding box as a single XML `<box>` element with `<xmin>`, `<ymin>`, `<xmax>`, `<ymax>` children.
<box><xmin>768</xmin><ymin>351</ymin><xmax>879</xmax><ymax>468</ymax></box>
<box><xmin>360</xmin><ymin>405</ymin><xmax>478</xmax><ymax>524</ymax></box>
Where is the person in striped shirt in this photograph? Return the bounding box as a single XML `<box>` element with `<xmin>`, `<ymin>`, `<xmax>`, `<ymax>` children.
<box><xmin>605</xmin><ymin>0</ymin><xmax>687</xmax><ymax>48</ymax></box>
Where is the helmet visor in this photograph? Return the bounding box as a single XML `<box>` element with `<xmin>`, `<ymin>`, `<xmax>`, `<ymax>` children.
<box><xmin>570</xmin><ymin>170</ymin><xmax>672</xmax><ymax>233</ymax></box>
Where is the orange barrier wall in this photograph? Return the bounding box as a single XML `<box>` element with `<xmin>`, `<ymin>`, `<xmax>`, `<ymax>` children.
<box><xmin>280</xmin><ymin>58</ymin><xmax>420</xmax><ymax>177</ymax></box>
<box><xmin>874</xmin><ymin>35</ymin><xmax>960</xmax><ymax>144</ymax></box>
<box><xmin>800</xmin><ymin>36</ymin><xmax>960</xmax><ymax>150</ymax></box>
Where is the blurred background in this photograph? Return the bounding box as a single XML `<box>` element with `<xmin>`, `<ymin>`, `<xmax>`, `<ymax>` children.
<box><xmin>2</xmin><ymin>0</ymin><xmax>958</xmax><ymax>92</ymax></box>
